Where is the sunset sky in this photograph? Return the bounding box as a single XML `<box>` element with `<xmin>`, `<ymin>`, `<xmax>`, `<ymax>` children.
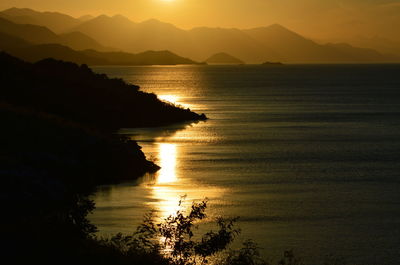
<box><xmin>1</xmin><ymin>0</ymin><xmax>399</xmax><ymax>41</ymax></box>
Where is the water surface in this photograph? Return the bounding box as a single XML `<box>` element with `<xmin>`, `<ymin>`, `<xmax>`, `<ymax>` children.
<box><xmin>90</xmin><ymin>64</ymin><xmax>400</xmax><ymax>264</ymax></box>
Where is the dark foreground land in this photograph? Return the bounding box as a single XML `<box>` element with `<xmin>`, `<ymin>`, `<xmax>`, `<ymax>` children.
<box><xmin>0</xmin><ymin>53</ymin><xmax>354</xmax><ymax>265</ymax></box>
<box><xmin>0</xmin><ymin>52</ymin><xmax>206</xmax><ymax>264</ymax></box>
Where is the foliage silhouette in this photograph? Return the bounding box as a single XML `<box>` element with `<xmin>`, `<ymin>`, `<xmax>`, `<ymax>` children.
<box><xmin>222</xmin><ymin>240</ymin><xmax>269</xmax><ymax>265</ymax></box>
<box><xmin>0</xmin><ymin>52</ymin><xmax>206</xmax><ymax>265</ymax></box>
<box><xmin>98</xmin><ymin>199</ymin><xmax>343</xmax><ymax>265</ymax></box>
<box><xmin>99</xmin><ymin>199</ymin><xmax>245</xmax><ymax>265</ymax></box>
<box><xmin>0</xmin><ymin>52</ymin><xmax>206</xmax><ymax>131</ymax></box>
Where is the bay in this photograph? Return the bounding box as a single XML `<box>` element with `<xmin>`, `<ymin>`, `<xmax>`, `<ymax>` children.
<box><xmin>90</xmin><ymin>64</ymin><xmax>400</xmax><ymax>264</ymax></box>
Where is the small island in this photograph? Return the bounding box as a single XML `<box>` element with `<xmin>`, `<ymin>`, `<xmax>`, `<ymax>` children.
<box><xmin>262</xmin><ymin>61</ymin><xmax>284</xmax><ymax>65</ymax></box>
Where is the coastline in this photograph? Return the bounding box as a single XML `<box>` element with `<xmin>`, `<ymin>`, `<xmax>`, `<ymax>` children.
<box><xmin>0</xmin><ymin>52</ymin><xmax>207</xmax><ymax>264</ymax></box>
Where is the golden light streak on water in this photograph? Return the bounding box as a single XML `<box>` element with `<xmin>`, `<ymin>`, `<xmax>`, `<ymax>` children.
<box><xmin>156</xmin><ymin>143</ymin><xmax>178</xmax><ymax>184</ymax></box>
<box><xmin>157</xmin><ymin>94</ymin><xmax>197</xmax><ymax>110</ymax></box>
<box><xmin>148</xmin><ymin>143</ymin><xmax>182</xmax><ymax>217</ymax></box>
<box><xmin>158</xmin><ymin>94</ymin><xmax>179</xmax><ymax>104</ymax></box>
<box><xmin>146</xmin><ymin>141</ymin><xmax>225</xmax><ymax>221</ymax></box>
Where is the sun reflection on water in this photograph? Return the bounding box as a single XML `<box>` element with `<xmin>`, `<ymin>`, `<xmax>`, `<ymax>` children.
<box><xmin>158</xmin><ymin>95</ymin><xmax>179</xmax><ymax>104</ymax></box>
<box><xmin>158</xmin><ymin>94</ymin><xmax>196</xmax><ymax>110</ymax></box>
<box><xmin>135</xmin><ymin>102</ymin><xmax>223</xmax><ymax>222</ymax></box>
<box><xmin>157</xmin><ymin>143</ymin><xmax>177</xmax><ymax>184</ymax></box>
<box><xmin>146</xmin><ymin>142</ymin><xmax>182</xmax><ymax>218</ymax></box>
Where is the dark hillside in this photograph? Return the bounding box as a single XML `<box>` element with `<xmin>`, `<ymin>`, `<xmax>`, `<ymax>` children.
<box><xmin>0</xmin><ymin>52</ymin><xmax>206</xmax><ymax>131</ymax></box>
<box><xmin>0</xmin><ymin>52</ymin><xmax>205</xmax><ymax>264</ymax></box>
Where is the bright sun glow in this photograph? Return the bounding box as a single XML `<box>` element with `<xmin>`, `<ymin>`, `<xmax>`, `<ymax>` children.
<box><xmin>158</xmin><ymin>94</ymin><xmax>179</xmax><ymax>104</ymax></box>
<box><xmin>157</xmin><ymin>143</ymin><xmax>177</xmax><ymax>184</ymax></box>
<box><xmin>146</xmin><ymin>139</ymin><xmax>226</xmax><ymax>222</ymax></box>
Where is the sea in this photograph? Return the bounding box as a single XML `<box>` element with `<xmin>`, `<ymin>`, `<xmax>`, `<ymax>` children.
<box><xmin>89</xmin><ymin>64</ymin><xmax>400</xmax><ymax>265</ymax></box>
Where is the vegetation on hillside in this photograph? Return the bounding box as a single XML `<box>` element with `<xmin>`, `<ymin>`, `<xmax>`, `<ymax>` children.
<box><xmin>0</xmin><ymin>52</ymin><xmax>206</xmax><ymax>131</ymax></box>
<box><xmin>0</xmin><ymin>103</ymin><xmax>158</xmax><ymax>264</ymax></box>
<box><xmin>0</xmin><ymin>52</ymin><xmax>206</xmax><ymax>264</ymax></box>
<box><xmin>0</xmin><ymin>52</ymin><xmax>347</xmax><ymax>265</ymax></box>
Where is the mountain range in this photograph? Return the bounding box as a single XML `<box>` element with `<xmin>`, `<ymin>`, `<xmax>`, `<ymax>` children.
<box><xmin>0</xmin><ymin>17</ymin><xmax>198</xmax><ymax>65</ymax></box>
<box><xmin>0</xmin><ymin>33</ymin><xmax>198</xmax><ymax>65</ymax></box>
<box><xmin>1</xmin><ymin>7</ymin><xmax>399</xmax><ymax>63</ymax></box>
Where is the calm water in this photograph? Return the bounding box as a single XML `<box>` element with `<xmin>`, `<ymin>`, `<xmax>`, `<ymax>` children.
<box><xmin>90</xmin><ymin>65</ymin><xmax>400</xmax><ymax>264</ymax></box>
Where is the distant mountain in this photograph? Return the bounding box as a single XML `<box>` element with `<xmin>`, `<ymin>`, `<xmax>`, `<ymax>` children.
<box><xmin>71</xmin><ymin>16</ymin><xmax>195</xmax><ymax>58</ymax></box>
<box><xmin>0</xmin><ymin>31</ymin><xmax>32</xmax><ymax>50</ymax></box>
<box><xmin>350</xmin><ymin>36</ymin><xmax>400</xmax><ymax>57</ymax></box>
<box><xmin>58</xmin><ymin>31</ymin><xmax>108</xmax><ymax>51</ymax></box>
<box><xmin>0</xmin><ymin>31</ymin><xmax>199</xmax><ymax>65</ymax></box>
<box><xmin>71</xmin><ymin>15</ymin><xmax>397</xmax><ymax>63</ymax></box>
<box><xmin>71</xmin><ymin>16</ymin><xmax>263</xmax><ymax>62</ymax></box>
<box><xmin>77</xmin><ymin>15</ymin><xmax>94</xmax><ymax>22</ymax></box>
<box><xmin>70</xmin><ymin>15</ymin><xmax>138</xmax><ymax>49</ymax></box>
<box><xmin>243</xmin><ymin>24</ymin><xmax>397</xmax><ymax>62</ymax></box>
<box><xmin>82</xmin><ymin>49</ymin><xmax>198</xmax><ymax>65</ymax></box>
<box><xmin>0</xmin><ymin>16</ymin><xmax>109</xmax><ymax>51</ymax></box>
<box><xmin>323</xmin><ymin>43</ymin><xmax>389</xmax><ymax>62</ymax></box>
<box><xmin>0</xmin><ymin>7</ymin><xmax>81</xmax><ymax>33</ymax></box>
<box><xmin>206</xmin><ymin>52</ymin><xmax>244</xmax><ymax>64</ymax></box>
<box><xmin>0</xmin><ymin>16</ymin><xmax>60</xmax><ymax>44</ymax></box>
<box><xmin>6</xmin><ymin>44</ymin><xmax>105</xmax><ymax>65</ymax></box>
<box><xmin>188</xmin><ymin>27</ymin><xmax>264</xmax><ymax>62</ymax></box>
<box><xmin>1</xmin><ymin>7</ymin><xmax>398</xmax><ymax>63</ymax></box>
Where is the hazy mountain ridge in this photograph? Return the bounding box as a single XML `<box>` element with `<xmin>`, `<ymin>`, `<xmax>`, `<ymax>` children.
<box><xmin>0</xmin><ymin>16</ymin><xmax>199</xmax><ymax>65</ymax></box>
<box><xmin>0</xmin><ymin>7</ymin><xmax>81</xmax><ymax>33</ymax></box>
<box><xmin>206</xmin><ymin>52</ymin><xmax>244</xmax><ymax>64</ymax></box>
<box><xmin>0</xmin><ymin>16</ymin><xmax>60</xmax><ymax>44</ymax></box>
<box><xmin>350</xmin><ymin>36</ymin><xmax>400</xmax><ymax>57</ymax></box>
<box><xmin>69</xmin><ymin>13</ymin><xmax>400</xmax><ymax>63</ymax></box>
<box><xmin>1</xmin><ymin>7</ymin><xmax>399</xmax><ymax>63</ymax></box>
<box><xmin>59</xmin><ymin>31</ymin><xmax>109</xmax><ymax>51</ymax></box>
<box><xmin>0</xmin><ymin>38</ymin><xmax>199</xmax><ymax>66</ymax></box>
<box><xmin>0</xmin><ymin>16</ymin><xmax>107</xmax><ymax>51</ymax></box>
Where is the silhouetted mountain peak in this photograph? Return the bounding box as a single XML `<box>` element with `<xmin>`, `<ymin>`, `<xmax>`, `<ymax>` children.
<box><xmin>2</xmin><ymin>7</ymin><xmax>75</xmax><ymax>20</ymax></box>
<box><xmin>93</xmin><ymin>14</ymin><xmax>111</xmax><ymax>20</ymax></box>
<box><xmin>2</xmin><ymin>7</ymin><xmax>396</xmax><ymax>63</ymax></box>
<box><xmin>206</xmin><ymin>52</ymin><xmax>244</xmax><ymax>64</ymax></box>
<box><xmin>83</xmin><ymin>14</ymin><xmax>136</xmax><ymax>27</ymax></box>
<box><xmin>0</xmin><ymin>16</ymin><xmax>60</xmax><ymax>43</ymax></box>
<box><xmin>139</xmin><ymin>18</ymin><xmax>179</xmax><ymax>30</ymax></box>
<box><xmin>78</xmin><ymin>15</ymin><xmax>94</xmax><ymax>22</ymax></box>
<box><xmin>111</xmin><ymin>14</ymin><xmax>132</xmax><ymax>22</ymax></box>
<box><xmin>249</xmin><ymin>23</ymin><xmax>301</xmax><ymax>37</ymax></box>
<box><xmin>0</xmin><ymin>7</ymin><xmax>81</xmax><ymax>33</ymax></box>
<box><xmin>3</xmin><ymin>7</ymin><xmax>34</xmax><ymax>13</ymax></box>
<box><xmin>58</xmin><ymin>31</ymin><xmax>108</xmax><ymax>51</ymax></box>
<box><xmin>141</xmin><ymin>50</ymin><xmax>174</xmax><ymax>55</ymax></box>
<box><xmin>267</xmin><ymin>23</ymin><xmax>289</xmax><ymax>30</ymax></box>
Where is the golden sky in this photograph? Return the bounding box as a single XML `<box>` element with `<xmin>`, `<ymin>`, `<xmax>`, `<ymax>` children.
<box><xmin>1</xmin><ymin>0</ymin><xmax>400</xmax><ymax>41</ymax></box>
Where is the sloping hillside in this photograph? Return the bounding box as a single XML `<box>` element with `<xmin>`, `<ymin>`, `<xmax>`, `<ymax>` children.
<box><xmin>206</xmin><ymin>52</ymin><xmax>244</xmax><ymax>64</ymax></box>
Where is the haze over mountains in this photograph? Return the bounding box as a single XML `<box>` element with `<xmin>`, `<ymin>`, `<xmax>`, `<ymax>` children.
<box><xmin>206</xmin><ymin>53</ymin><xmax>244</xmax><ymax>65</ymax></box>
<box><xmin>0</xmin><ymin>7</ymin><xmax>399</xmax><ymax>64</ymax></box>
<box><xmin>0</xmin><ymin>13</ymin><xmax>198</xmax><ymax>65</ymax></box>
